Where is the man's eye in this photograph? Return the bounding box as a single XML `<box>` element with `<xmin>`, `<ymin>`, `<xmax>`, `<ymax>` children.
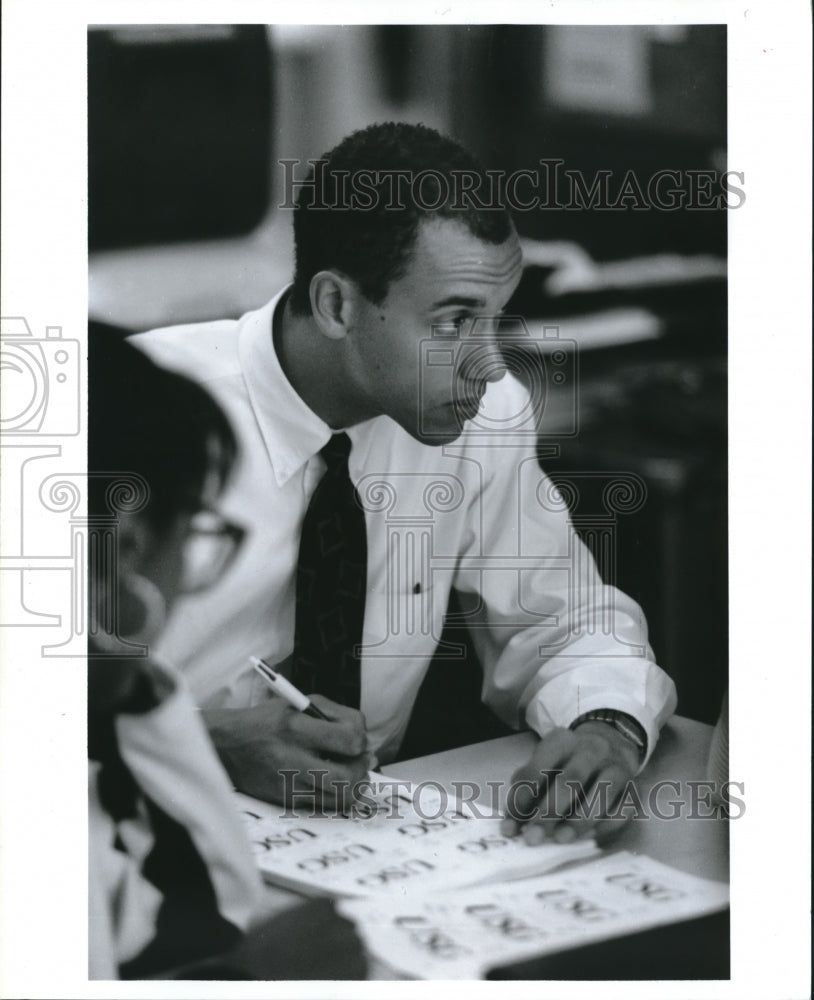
<box><xmin>435</xmin><ymin>316</ymin><xmax>470</xmax><ymax>334</ymax></box>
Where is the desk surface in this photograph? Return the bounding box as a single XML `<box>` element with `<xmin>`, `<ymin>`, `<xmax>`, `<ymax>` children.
<box><xmin>388</xmin><ymin>716</ymin><xmax>729</xmax><ymax>884</ymax></box>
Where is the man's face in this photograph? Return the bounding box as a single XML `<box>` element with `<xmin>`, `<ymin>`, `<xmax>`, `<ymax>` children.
<box><xmin>346</xmin><ymin>216</ymin><xmax>524</xmax><ymax>445</ymax></box>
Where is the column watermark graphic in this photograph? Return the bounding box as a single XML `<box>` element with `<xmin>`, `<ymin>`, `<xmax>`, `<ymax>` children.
<box><xmin>1</xmin><ymin>318</ymin><xmax>85</xmax><ymax>654</ymax></box>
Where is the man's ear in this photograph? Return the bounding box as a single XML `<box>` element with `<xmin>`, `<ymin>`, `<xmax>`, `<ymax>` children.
<box><xmin>309</xmin><ymin>270</ymin><xmax>357</xmax><ymax>341</ymax></box>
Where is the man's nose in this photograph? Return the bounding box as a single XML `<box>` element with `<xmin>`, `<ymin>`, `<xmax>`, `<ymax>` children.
<box><xmin>458</xmin><ymin>323</ymin><xmax>507</xmax><ymax>383</ymax></box>
<box><xmin>482</xmin><ymin>346</ymin><xmax>508</xmax><ymax>382</ymax></box>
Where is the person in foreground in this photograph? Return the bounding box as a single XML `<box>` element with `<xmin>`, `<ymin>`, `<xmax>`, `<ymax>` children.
<box><xmin>133</xmin><ymin>122</ymin><xmax>678</xmax><ymax>845</ymax></box>
<box><xmin>88</xmin><ymin>328</ymin><xmax>365</xmax><ymax>979</ymax></box>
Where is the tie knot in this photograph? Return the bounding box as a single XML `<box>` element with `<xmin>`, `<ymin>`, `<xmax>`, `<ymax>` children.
<box><xmin>321</xmin><ymin>432</ymin><xmax>352</xmax><ymax>471</ymax></box>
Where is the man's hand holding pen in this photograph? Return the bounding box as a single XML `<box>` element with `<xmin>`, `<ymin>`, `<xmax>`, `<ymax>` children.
<box><xmin>207</xmin><ymin>657</ymin><xmax>644</xmax><ymax>839</ymax></box>
<box><xmin>204</xmin><ymin>688</ymin><xmax>369</xmax><ymax>813</ymax></box>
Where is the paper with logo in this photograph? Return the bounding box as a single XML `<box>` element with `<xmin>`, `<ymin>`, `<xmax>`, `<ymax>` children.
<box><xmin>338</xmin><ymin>851</ymin><xmax>730</xmax><ymax>979</ymax></box>
<box><xmin>235</xmin><ymin>773</ymin><xmax>597</xmax><ymax>899</ymax></box>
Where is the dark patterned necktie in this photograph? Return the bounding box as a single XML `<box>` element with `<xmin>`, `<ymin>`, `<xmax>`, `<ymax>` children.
<box><xmin>292</xmin><ymin>433</ymin><xmax>366</xmax><ymax>708</ymax></box>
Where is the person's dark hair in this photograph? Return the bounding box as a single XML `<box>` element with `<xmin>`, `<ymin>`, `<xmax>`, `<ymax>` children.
<box><xmin>88</xmin><ymin>324</ymin><xmax>238</xmax><ymax>531</ymax></box>
<box><xmin>290</xmin><ymin>122</ymin><xmax>514</xmax><ymax>315</ymax></box>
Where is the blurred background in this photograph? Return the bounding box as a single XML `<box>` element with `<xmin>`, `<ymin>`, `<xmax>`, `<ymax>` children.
<box><xmin>88</xmin><ymin>24</ymin><xmax>728</xmax><ymax>746</ymax></box>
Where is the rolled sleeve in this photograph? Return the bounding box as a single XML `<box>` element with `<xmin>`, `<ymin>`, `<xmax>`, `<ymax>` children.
<box><xmin>522</xmin><ymin>655</ymin><xmax>678</xmax><ymax>769</ymax></box>
<box><xmin>455</xmin><ymin>384</ymin><xmax>678</xmax><ymax>769</ymax></box>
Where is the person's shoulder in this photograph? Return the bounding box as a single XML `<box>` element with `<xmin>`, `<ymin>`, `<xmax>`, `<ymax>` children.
<box><xmin>129</xmin><ymin>316</ymin><xmax>241</xmax><ymax>384</ymax></box>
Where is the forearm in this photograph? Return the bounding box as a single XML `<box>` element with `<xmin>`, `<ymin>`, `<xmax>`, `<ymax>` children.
<box><xmin>459</xmin><ymin>458</ymin><xmax>676</xmax><ymax>754</ymax></box>
<box><xmin>477</xmin><ymin>614</ymin><xmax>677</xmax><ymax>768</ymax></box>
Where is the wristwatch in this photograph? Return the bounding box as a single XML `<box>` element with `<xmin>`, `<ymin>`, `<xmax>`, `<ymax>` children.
<box><xmin>570</xmin><ymin>709</ymin><xmax>648</xmax><ymax>761</ymax></box>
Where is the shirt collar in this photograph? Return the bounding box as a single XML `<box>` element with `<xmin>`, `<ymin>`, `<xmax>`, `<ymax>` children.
<box><xmin>238</xmin><ymin>287</ymin><xmax>332</xmax><ymax>487</ymax></box>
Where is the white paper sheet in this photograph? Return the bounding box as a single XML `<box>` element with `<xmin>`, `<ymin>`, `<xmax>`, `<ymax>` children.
<box><xmin>339</xmin><ymin>851</ymin><xmax>730</xmax><ymax>979</ymax></box>
<box><xmin>234</xmin><ymin>774</ymin><xmax>597</xmax><ymax>899</ymax></box>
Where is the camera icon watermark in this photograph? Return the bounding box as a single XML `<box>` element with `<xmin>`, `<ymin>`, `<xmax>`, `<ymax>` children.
<box><xmin>418</xmin><ymin>316</ymin><xmax>579</xmax><ymax>442</ymax></box>
<box><xmin>0</xmin><ymin>317</ymin><xmax>80</xmax><ymax>436</ymax></box>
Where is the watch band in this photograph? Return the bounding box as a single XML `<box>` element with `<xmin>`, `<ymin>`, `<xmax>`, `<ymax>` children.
<box><xmin>570</xmin><ymin>709</ymin><xmax>648</xmax><ymax>760</ymax></box>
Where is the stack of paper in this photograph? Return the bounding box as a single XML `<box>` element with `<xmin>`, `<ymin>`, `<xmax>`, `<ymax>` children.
<box><xmin>338</xmin><ymin>852</ymin><xmax>730</xmax><ymax>979</ymax></box>
<box><xmin>235</xmin><ymin>775</ymin><xmax>597</xmax><ymax>900</ymax></box>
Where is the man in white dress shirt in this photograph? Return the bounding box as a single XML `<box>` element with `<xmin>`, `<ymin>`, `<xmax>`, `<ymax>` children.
<box><xmin>133</xmin><ymin>122</ymin><xmax>677</xmax><ymax>844</ymax></box>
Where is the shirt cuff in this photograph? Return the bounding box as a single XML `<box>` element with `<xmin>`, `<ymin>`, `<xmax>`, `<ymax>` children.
<box><xmin>525</xmin><ymin>684</ymin><xmax>672</xmax><ymax>772</ymax></box>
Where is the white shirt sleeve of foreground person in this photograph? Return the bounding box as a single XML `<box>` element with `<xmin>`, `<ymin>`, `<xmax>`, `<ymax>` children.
<box><xmin>88</xmin><ymin>666</ymin><xmax>265</xmax><ymax>979</ymax></box>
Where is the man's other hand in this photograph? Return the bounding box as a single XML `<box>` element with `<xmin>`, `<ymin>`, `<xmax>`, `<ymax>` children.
<box><xmin>204</xmin><ymin>696</ymin><xmax>369</xmax><ymax>812</ymax></box>
<box><xmin>500</xmin><ymin>722</ymin><xmax>641</xmax><ymax>845</ymax></box>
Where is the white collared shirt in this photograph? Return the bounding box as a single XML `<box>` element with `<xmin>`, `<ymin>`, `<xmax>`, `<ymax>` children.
<box><xmin>132</xmin><ymin>290</ymin><xmax>676</xmax><ymax>765</ymax></box>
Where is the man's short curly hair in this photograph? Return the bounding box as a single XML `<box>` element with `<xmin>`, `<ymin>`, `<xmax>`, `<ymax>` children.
<box><xmin>290</xmin><ymin>122</ymin><xmax>513</xmax><ymax>314</ymax></box>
